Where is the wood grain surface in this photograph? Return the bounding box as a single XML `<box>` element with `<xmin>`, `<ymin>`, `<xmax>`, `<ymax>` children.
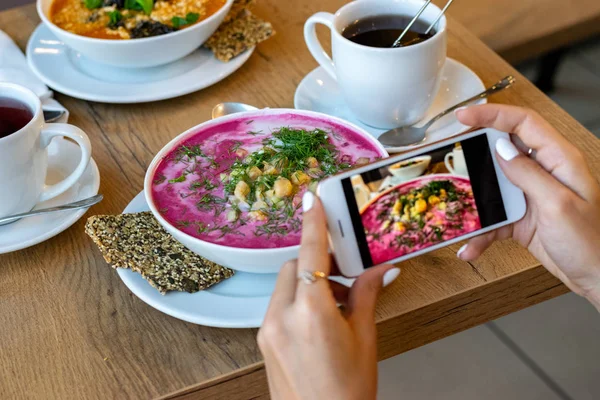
<box><xmin>434</xmin><ymin>0</ymin><xmax>600</xmax><ymax>63</ymax></box>
<box><xmin>0</xmin><ymin>1</ymin><xmax>599</xmax><ymax>399</ymax></box>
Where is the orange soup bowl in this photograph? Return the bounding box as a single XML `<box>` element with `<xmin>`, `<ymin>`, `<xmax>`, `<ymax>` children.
<box><xmin>37</xmin><ymin>0</ymin><xmax>234</xmax><ymax>68</ymax></box>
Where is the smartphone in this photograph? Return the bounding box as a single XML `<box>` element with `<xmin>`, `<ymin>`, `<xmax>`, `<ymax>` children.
<box><xmin>318</xmin><ymin>128</ymin><xmax>526</xmax><ymax>277</ymax></box>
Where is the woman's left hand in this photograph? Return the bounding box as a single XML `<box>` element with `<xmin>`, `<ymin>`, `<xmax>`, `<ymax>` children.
<box><xmin>257</xmin><ymin>192</ymin><xmax>400</xmax><ymax>400</ymax></box>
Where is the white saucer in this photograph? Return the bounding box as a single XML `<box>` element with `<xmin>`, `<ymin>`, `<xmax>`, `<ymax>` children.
<box><xmin>0</xmin><ymin>138</ymin><xmax>100</xmax><ymax>254</ymax></box>
<box><xmin>117</xmin><ymin>192</ymin><xmax>276</xmax><ymax>328</ymax></box>
<box><xmin>26</xmin><ymin>24</ymin><xmax>254</xmax><ymax>104</ymax></box>
<box><xmin>294</xmin><ymin>58</ymin><xmax>486</xmax><ymax>153</ymax></box>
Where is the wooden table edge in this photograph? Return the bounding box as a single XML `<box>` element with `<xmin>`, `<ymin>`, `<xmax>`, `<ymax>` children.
<box><xmin>161</xmin><ymin>263</ymin><xmax>568</xmax><ymax>400</ymax></box>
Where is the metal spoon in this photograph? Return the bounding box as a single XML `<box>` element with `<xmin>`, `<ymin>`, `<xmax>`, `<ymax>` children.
<box><xmin>211</xmin><ymin>102</ymin><xmax>259</xmax><ymax>119</ymax></box>
<box><xmin>425</xmin><ymin>0</ymin><xmax>454</xmax><ymax>34</ymax></box>
<box><xmin>0</xmin><ymin>194</ymin><xmax>103</xmax><ymax>226</ymax></box>
<box><xmin>392</xmin><ymin>0</ymin><xmax>432</xmax><ymax>47</ymax></box>
<box><xmin>378</xmin><ymin>76</ymin><xmax>516</xmax><ymax>147</ymax></box>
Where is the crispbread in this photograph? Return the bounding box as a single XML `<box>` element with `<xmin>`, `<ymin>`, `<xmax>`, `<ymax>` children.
<box><xmin>205</xmin><ymin>11</ymin><xmax>274</xmax><ymax>62</ymax></box>
<box><xmin>85</xmin><ymin>212</ymin><xmax>234</xmax><ymax>295</ymax></box>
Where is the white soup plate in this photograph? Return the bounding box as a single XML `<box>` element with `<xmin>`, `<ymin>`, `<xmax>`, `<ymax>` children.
<box><xmin>294</xmin><ymin>58</ymin><xmax>486</xmax><ymax>153</ymax></box>
<box><xmin>0</xmin><ymin>137</ymin><xmax>100</xmax><ymax>254</ymax></box>
<box><xmin>26</xmin><ymin>24</ymin><xmax>254</xmax><ymax>104</ymax></box>
<box><xmin>118</xmin><ymin>192</ymin><xmax>276</xmax><ymax>328</ymax></box>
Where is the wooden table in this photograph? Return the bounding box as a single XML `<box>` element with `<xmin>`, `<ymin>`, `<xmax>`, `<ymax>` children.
<box><xmin>1</xmin><ymin>2</ymin><xmax>599</xmax><ymax>399</ymax></box>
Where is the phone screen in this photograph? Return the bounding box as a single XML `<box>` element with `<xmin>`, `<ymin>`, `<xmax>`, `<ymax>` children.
<box><xmin>341</xmin><ymin>134</ymin><xmax>508</xmax><ymax>267</ymax></box>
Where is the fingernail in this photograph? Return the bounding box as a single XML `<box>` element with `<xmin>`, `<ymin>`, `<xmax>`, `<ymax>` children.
<box><xmin>453</xmin><ymin>106</ymin><xmax>469</xmax><ymax>116</ymax></box>
<box><xmin>496</xmin><ymin>138</ymin><xmax>519</xmax><ymax>161</ymax></box>
<box><xmin>383</xmin><ymin>268</ymin><xmax>401</xmax><ymax>287</ymax></box>
<box><xmin>457</xmin><ymin>244</ymin><xmax>468</xmax><ymax>260</ymax></box>
<box><xmin>302</xmin><ymin>191</ymin><xmax>314</xmax><ymax>212</ymax></box>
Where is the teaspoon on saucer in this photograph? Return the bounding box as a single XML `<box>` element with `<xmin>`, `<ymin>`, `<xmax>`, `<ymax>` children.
<box><xmin>212</xmin><ymin>102</ymin><xmax>259</xmax><ymax>119</ymax></box>
<box><xmin>0</xmin><ymin>194</ymin><xmax>103</xmax><ymax>226</ymax></box>
<box><xmin>378</xmin><ymin>75</ymin><xmax>516</xmax><ymax>147</ymax></box>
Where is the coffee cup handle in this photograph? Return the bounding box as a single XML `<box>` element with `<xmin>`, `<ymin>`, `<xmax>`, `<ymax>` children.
<box><xmin>38</xmin><ymin>123</ymin><xmax>92</xmax><ymax>202</ymax></box>
<box><xmin>304</xmin><ymin>12</ymin><xmax>337</xmax><ymax>80</ymax></box>
<box><xmin>444</xmin><ymin>153</ymin><xmax>456</xmax><ymax>175</ymax></box>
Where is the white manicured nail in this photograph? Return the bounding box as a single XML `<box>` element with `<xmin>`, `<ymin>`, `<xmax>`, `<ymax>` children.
<box><xmin>383</xmin><ymin>268</ymin><xmax>401</xmax><ymax>287</ymax></box>
<box><xmin>496</xmin><ymin>138</ymin><xmax>519</xmax><ymax>161</ymax></box>
<box><xmin>453</xmin><ymin>106</ymin><xmax>469</xmax><ymax>116</ymax></box>
<box><xmin>302</xmin><ymin>191</ymin><xmax>314</xmax><ymax>212</ymax></box>
<box><xmin>457</xmin><ymin>244</ymin><xmax>468</xmax><ymax>259</ymax></box>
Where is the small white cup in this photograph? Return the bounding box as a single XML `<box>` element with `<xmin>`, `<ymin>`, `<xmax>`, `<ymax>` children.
<box><xmin>0</xmin><ymin>83</ymin><xmax>92</xmax><ymax>219</ymax></box>
<box><xmin>445</xmin><ymin>146</ymin><xmax>468</xmax><ymax>176</ymax></box>
<box><xmin>304</xmin><ymin>0</ymin><xmax>447</xmax><ymax>129</ymax></box>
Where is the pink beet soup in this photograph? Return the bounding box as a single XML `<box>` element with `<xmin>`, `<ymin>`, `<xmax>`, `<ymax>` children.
<box><xmin>361</xmin><ymin>175</ymin><xmax>481</xmax><ymax>265</ymax></box>
<box><xmin>151</xmin><ymin>112</ymin><xmax>385</xmax><ymax>249</ymax></box>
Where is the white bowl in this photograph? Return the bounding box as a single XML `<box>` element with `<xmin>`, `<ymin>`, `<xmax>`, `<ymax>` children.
<box><xmin>144</xmin><ymin>109</ymin><xmax>388</xmax><ymax>273</ymax></box>
<box><xmin>37</xmin><ymin>0</ymin><xmax>233</xmax><ymax>68</ymax></box>
<box><xmin>388</xmin><ymin>155</ymin><xmax>431</xmax><ymax>181</ymax></box>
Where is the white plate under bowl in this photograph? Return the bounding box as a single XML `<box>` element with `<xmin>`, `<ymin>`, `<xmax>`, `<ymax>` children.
<box><xmin>0</xmin><ymin>137</ymin><xmax>100</xmax><ymax>254</ymax></box>
<box><xmin>294</xmin><ymin>58</ymin><xmax>486</xmax><ymax>153</ymax></box>
<box><xmin>117</xmin><ymin>192</ymin><xmax>276</xmax><ymax>328</ymax></box>
<box><xmin>26</xmin><ymin>24</ymin><xmax>254</xmax><ymax>104</ymax></box>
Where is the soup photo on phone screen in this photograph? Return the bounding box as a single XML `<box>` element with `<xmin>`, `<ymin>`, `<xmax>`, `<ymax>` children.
<box><xmin>341</xmin><ymin>134</ymin><xmax>508</xmax><ymax>267</ymax></box>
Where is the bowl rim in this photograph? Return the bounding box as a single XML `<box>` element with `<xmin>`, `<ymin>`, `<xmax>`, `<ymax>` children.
<box><xmin>37</xmin><ymin>0</ymin><xmax>234</xmax><ymax>45</ymax></box>
<box><xmin>144</xmin><ymin>107</ymin><xmax>389</xmax><ymax>254</ymax></box>
<box><xmin>389</xmin><ymin>155</ymin><xmax>432</xmax><ymax>170</ymax></box>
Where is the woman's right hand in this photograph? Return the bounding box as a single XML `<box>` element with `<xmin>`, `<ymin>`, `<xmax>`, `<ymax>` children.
<box><xmin>456</xmin><ymin>104</ymin><xmax>600</xmax><ymax>310</ymax></box>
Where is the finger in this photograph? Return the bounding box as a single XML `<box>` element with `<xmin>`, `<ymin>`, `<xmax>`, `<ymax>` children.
<box><xmin>348</xmin><ymin>265</ymin><xmax>399</xmax><ymax>332</ymax></box>
<box><xmin>456</xmin><ymin>104</ymin><xmax>598</xmax><ymax>201</ymax></box>
<box><xmin>264</xmin><ymin>260</ymin><xmax>298</xmax><ymax>318</ymax></box>
<box><xmin>297</xmin><ymin>193</ymin><xmax>334</xmax><ymax>297</ymax></box>
<box><xmin>495</xmin><ymin>137</ymin><xmax>576</xmax><ymax>207</ymax></box>
<box><xmin>329</xmin><ymin>281</ymin><xmax>351</xmax><ymax>307</ymax></box>
<box><xmin>457</xmin><ymin>225</ymin><xmax>512</xmax><ymax>261</ymax></box>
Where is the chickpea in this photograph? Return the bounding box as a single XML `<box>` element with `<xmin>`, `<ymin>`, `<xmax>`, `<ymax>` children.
<box><xmin>291</xmin><ymin>171</ymin><xmax>311</xmax><ymax>186</ymax></box>
<box><xmin>306</xmin><ymin>157</ymin><xmax>319</xmax><ymax>168</ymax></box>
<box><xmin>414</xmin><ymin>199</ymin><xmax>427</xmax><ymax>214</ymax></box>
<box><xmin>393</xmin><ymin>222</ymin><xmax>406</xmax><ymax>233</ymax></box>
<box><xmin>274</xmin><ymin>177</ymin><xmax>293</xmax><ymax>198</ymax></box>
<box><xmin>428</xmin><ymin>195</ymin><xmax>441</xmax><ymax>206</ymax></box>
<box><xmin>391</xmin><ymin>200</ymin><xmax>402</xmax><ymax>216</ymax></box>
<box><xmin>226</xmin><ymin>209</ymin><xmax>239</xmax><ymax>222</ymax></box>
<box><xmin>263</xmin><ymin>163</ymin><xmax>279</xmax><ymax>175</ymax></box>
<box><xmin>234</xmin><ymin>180</ymin><xmax>250</xmax><ymax>201</ymax></box>
<box><xmin>355</xmin><ymin>157</ymin><xmax>370</xmax><ymax>166</ymax></box>
<box><xmin>248</xmin><ymin>211</ymin><xmax>267</xmax><ymax>221</ymax></box>
<box><xmin>252</xmin><ymin>200</ymin><xmax>268</xmax><ymax>211</ymax></box>
<box><xmin>248</xmin><ymin>166</ymin><xmax>262</xmax><ymax>181</ymax></box>
<box><xmin>235</xmin><ymin>148</ymin><xmax>248</xmax><ymax>158</ymax></box>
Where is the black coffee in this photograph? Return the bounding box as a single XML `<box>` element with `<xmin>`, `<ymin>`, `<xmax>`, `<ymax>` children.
<box><xmin>342</xmin><ymin>15</ymin><xmax>435</xmax><ymax>48</ymax></box>
<box><xmin>0</xmin><ymin>97</ymin><xmax>33</xmax><ymax>139</ymax></box>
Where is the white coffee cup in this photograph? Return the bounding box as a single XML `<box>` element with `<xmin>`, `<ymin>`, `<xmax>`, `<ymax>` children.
<box><xmin>304</xmin><ymin>0</ymin><xmax>447</xmax><ymax>129</ymax></box>
<box><xmin>444</xmin><ymin>146</ymin><xmax>468</xmax><ymax>176</ymax></box>
<box><xmin>0</xmin><ymin>83</ymin><xmax>92</xmax><ymax>219</ymax></box>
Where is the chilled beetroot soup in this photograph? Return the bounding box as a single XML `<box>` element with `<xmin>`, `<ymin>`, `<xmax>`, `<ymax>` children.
<box><xmin>361</xmin><ymin>175</ymin><xmax>481</xmax><ymax>265</ymax></box>
<box><xmin>151</xmin><ymin>113</ymin><xmax>385</xmax><ymax>249</ymax></box>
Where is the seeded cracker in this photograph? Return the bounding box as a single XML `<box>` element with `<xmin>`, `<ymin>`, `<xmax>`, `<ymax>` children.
<box><xmin>85</xmin><ymin>212</ymin><xmax>234</xmax><ymax>295</ymax></box>
<box><xmin>205</xmin><ymin>10</ymin><xmax>274</xmax><ymax>62</ymax></box>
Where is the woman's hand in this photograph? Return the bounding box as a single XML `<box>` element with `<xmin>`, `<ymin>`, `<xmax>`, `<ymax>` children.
<box><xmin>456</xmin><ymin>104</ymin><xmax>600</xmax><ymax>310</ymax></box>
<box><xmin>258</xmin><ymin>192</ymin><xmax>400</xmax><ymax>400</ymax></box>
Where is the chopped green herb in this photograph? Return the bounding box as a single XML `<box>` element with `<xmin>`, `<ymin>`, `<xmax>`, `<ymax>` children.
<box><xmin>168</xmin><ymin>174</ymin><xmax>187</xmax><ymax>183</ymax></box>
<box><xmin>84</xmin><ymin>0</ymin><xmax>103</xmax><ymax>9</ymax></box>
<box><xmin>172</xmin><ymin>12</ymin><xmax>200</xmax><ymax>28</ymax></box>
<box><xmin>107</xmin><ymin>10</ymin><xmax>123</xmax><ymax>28</ymax></box>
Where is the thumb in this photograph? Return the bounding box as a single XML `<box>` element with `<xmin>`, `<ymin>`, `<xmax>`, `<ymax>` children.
<box><xmin>348</xmin><ymin>265</ymin><xmax>400</xmax><ymax>330</ymax></box>
<box><xmin>495</xmin><ymin>138</ymin><xmax>571</xmax><ymax>204</ymax></box>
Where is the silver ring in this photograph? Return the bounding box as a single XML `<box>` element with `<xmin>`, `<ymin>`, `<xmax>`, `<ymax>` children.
<box><xmin>298</xmin><ymin>270</ymin><xmax>328</xmax><ymax>285</ymax></box>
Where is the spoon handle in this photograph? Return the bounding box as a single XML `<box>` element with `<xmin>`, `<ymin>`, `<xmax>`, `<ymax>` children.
<box><xmin>422</xmin><ymin>75</ymin><xmax>516</xmax><ymax>130</ymax></box>
<box><xmin>0</xmin><ymin>194</ymin><xmax>103</xmax><ymax>225</ymax></box>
